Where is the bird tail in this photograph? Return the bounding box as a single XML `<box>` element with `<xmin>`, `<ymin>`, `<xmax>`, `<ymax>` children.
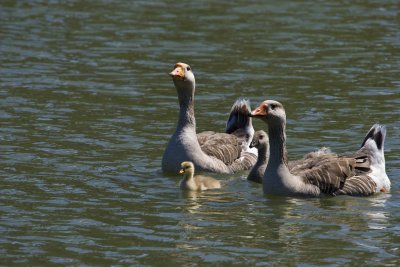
<box><xmin>225</xmin><ymin>98</ymin><xmax>252</xmax><ymax>134</ymax></box>
<box><xmin>353</xmin><ymin>124</ymin><xmax>386</xmax><ymax>174</ymax></box>
<box><xmin>360</xmin><ymin>124</ymin><xmax>386</xmax><ymax>151</ymax></box>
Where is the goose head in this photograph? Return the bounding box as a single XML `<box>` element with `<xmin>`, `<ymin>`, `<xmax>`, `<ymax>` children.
<box><xmin>250</xmin><ymin>130</ymin><xmax>269</xmax><ymax>149</ymax></box>
<box><xmin>169</xmin><ymin>62</ymin><xmax>195</xmax><ymax>93</ymax></box>
<box><xmin>250</xmin><ymin>100</ymin><xmax>286</xmax><ymax>126</ymax></box>
<box><xmin>179</xmin><ymin>161</ymin><xmax>195</xmax><ymax>178</ymax></box>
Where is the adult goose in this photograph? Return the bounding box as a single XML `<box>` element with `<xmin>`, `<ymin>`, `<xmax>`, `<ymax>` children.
<box><xmin>250</xmin><ymin>99</ymin><xmax>391</xmax><ymax>197</ymax></box>
<box><xmin>179</xmin><ymin>161</ymin><xmax>221</xmax><ymax>191</ymax></box>
<box><xmin>247</xmin><ymin>130</ymin><xmax>331</xmax><ymax>184</ymax></box>
<box><xmin>162</xmin><ymin>62</ymin><xmax>257</xmax><ymax>174</ymax></box>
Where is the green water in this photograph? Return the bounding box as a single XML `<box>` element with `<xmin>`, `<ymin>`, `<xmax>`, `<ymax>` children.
<box><xmin>1</xmin><ymin>1</ymin><xmax>399</xmax><ymax>266</ymax></box>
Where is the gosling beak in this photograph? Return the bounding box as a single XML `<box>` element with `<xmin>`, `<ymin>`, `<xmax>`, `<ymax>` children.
<box><xmin>249</xmin><ymin>141</ymin><xmax>256</xmax><ymax>148</ymax></box>
<box><xmin>179</xmin><ymin>169</ymin><xmax>185</xmax><ymax>174</ymax></box>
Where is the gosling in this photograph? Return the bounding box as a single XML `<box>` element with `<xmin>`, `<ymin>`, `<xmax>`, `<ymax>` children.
<box><xmin>179</xmin><ymin>161</ymin><xmax>221</xmax><ymax>191</ymax></box>
<box><xmin>247</xmin><ymin>130</ymin><xmax>269</xmax><ymax>184</ymax></box>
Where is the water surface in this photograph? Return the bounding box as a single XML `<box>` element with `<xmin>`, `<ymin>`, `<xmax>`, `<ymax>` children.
<box><xmin>1</xmin><ymin>1</ymin><xmax>399</xmax><ymax>265</ymax></box>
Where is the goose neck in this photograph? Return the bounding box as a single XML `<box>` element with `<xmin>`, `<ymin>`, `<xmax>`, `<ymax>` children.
<box><xmin>177</xmin><ymin>86</ymin><xmax>195</xmax><ymax>128</ymax></box>
<box><xmin>257</xmin><ymin>145</ymin><xmax>269</xmax><ymax>163</ymax></box>
<box><xmin>268</xmin><ymin>122</ymin><xmax>288</xmax><ymax>166</ymax></box>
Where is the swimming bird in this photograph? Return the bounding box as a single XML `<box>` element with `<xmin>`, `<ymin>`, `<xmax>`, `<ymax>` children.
<box><xmin>162</xmin><ymin>62</ymin><xmax>257</xmax><ymax>174</ymax></box>
<box><xmin>179</xmin><ymin>161</ymin><xmax>221</xmax><ymax>191</ymax></box>
<box><xmin>247</xmin><ymin>130</ymin><xmax>269</xmax><ymax>183</ymax></box>
<box><xmin>250</xmin><ymin>99</ymin><xmax>390</xmax><ymax>197</ymax></box>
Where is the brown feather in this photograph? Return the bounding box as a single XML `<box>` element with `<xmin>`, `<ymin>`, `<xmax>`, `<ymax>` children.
<box><xmin>334</xmin><ymin>175</ymin><xmax>376</xmax><ymax>196</ymax></box>
<box><xmin>293</xmin><ymin>154</ymin><xmax>356</xmax><ymax>195</ymax></box>
<box><xmin>197</xmin><ymin>129</ymin><xmax>256</xmax><ymax>169</ymax></box>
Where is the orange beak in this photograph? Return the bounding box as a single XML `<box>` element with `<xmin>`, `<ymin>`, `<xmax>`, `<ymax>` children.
<box><xmin>251</xmin><ymin>103</ymin><xmax>268</xmax><ymax>117</ymax></box>
<box><xmin>169</xmin><ymin>65</ymin><xmax>185</xmax><ymax>80</ymax></box>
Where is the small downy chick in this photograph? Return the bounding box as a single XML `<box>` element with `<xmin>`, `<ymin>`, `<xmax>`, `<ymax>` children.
<box><xmin>247</xmin><ymin>130</ymin><xmax>269</xmax><ymax>183</ymax></box>
<box><xmin>179</xmin><ymin>161</ymin><xmax>221</xmax><ymax>191</ymax></box>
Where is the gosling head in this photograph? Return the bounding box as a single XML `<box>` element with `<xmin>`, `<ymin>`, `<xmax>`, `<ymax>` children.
<box><xmin>179</xmin><ymin>161</ymin><xmax>195</xmax><ymax>176</ymax></box>
<box><xmin>250</xmin><ymin>130</ymin><xmax>269</xmax><ymax>149</ymax></box>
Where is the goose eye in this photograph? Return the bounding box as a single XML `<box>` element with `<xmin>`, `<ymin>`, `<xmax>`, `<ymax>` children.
<box><xmin>186</xmin><ymin>66</ymin><xmax>191</xmax><ymax>71</ymax></box>
<box><xmin>270</xmin><ymin>104</ymin><xmax>276</xmax><ymax>110</ymax></box>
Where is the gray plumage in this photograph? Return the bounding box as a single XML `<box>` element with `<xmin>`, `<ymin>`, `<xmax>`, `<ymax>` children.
<box><xmin>247</xmin><ymin>130</ymin><xmax>269</xmax><ymax>183</ymax></box>
<box><xmin>251</xmin><ymin>99</ymin><xmax>391</xmax><ymax>197</ymax></box>
<box><xmin>162</xmin><ymin>62</ymin><xmax>257</xmax><ymax>174</ymax></box>
<box><xmin>247</xmin><ymin>130</ymin><xmax>331</xmax><ymax>184</ymax></box>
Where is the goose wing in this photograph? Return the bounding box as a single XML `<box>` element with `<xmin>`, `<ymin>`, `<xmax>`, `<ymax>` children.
<box><xmin>333</xmin><ymin>175</ymin><xmax>376</xmax><ymax>196</ymax></box>
<box><xmin>198</xmin><ymin>132</ymin><xmax>242</xmax><ymax>165</ymax></box>
<box><xmin>197</xmin><ymin>131</ymin><xmax>216</xmax><ymax>146</ymax></box>
<box><xmin>295</xmin><ymin>156</ymin><xmax>357</xmax><ymax>195</ymax></box>
<box><xmin>292</xmin><ymin>147</ymin><xmax>377</xmax><ymax>196</ymax></box>
<box><xmin>229</xmin><ymin>151</ymin><xmax>258</xmax><ymax>173</ymax></box>
<box><xmin>332</xmin><ymin>148</ymin><xmax>376</xmax><ymax>196</ymax></box>
<box><xmin>288</xmin><ymin>148</ymin><xmax>333</xmax><ymax>173</ymax></box>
